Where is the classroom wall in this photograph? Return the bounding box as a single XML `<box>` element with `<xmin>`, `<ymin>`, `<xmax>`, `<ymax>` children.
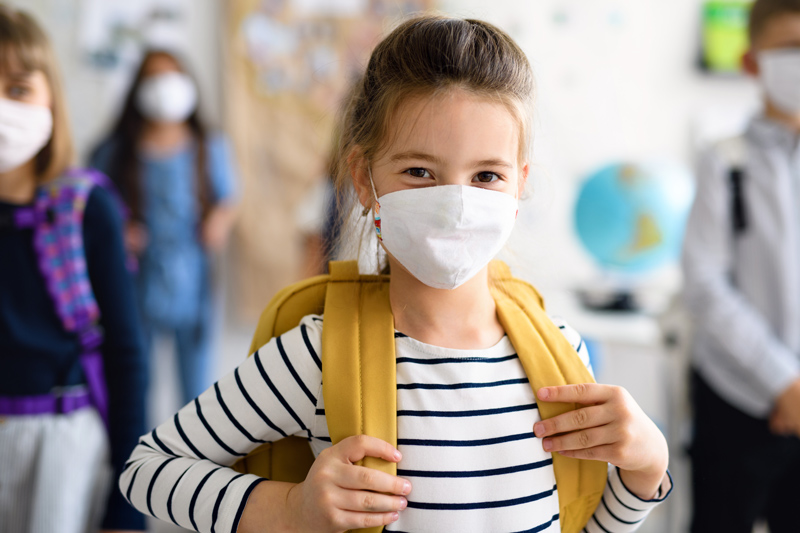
<box><xmin>12</xmin><ymin>0</ymin><xmax>760</xmax><ymax>297</ymax></box>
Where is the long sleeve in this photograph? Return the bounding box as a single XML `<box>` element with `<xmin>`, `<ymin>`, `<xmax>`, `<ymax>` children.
<box><xmin>554</xmin><ymin>318</ymin><xmax>672</xmax><ymax>532</ymax></box>
<box><xmin>83</xmin><ymin>187</ymin><xmax>148</xmax><ymax>530</ymax></box>
<box><xmin>682</xmin><ymin>148</ymin><xmax>800</xmax><ymax>410</ymax></box>
<box><xmin>120</xmin><ymin>316</ymin><xmax>324</xmax><ymax>533</ymax></box>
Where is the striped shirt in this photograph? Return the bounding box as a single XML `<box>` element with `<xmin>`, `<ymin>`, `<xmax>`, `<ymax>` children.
<box><xmin>120</xmin><ymin>314</ymin><xmax>670</xmax><ymax>533</ymax></box>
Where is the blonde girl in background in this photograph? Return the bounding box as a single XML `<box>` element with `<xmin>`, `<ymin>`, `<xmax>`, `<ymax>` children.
<box><xmin>121</xmin><ymin>15</ymin><xmax>671</xmax><ymax>533</ymax></box>
<box><xmin>0</xmin><ymin>5</ymin><xmax>146</xmax><ymax>532</ymax></box>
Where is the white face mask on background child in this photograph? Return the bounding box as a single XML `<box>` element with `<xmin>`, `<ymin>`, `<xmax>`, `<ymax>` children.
<box><xmin>759</xmin><ymin>49</ymin><xmax>800</xmax><ymax>115</ymax></box>
<box><xmin>369</xmin><ymin>171</ymin><xmax>518</xmax><ymax>290</ymax></box>
<box><xmin>0</xmin><ymin>98</ymin><xmax>52</xmax><ymax>174</ymax></box>
<box><xmin>136</xmin><ymin>71</ymin><xmax>198</xmax><ymax>123</ymax></box>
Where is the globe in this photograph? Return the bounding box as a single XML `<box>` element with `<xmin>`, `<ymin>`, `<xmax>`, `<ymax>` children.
<box><xmin>574</xmin><ymin>162</ymin><xmax>695</xmax><ymax>275</ymax></box>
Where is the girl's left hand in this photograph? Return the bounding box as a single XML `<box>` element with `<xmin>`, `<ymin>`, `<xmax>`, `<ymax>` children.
<box><xmin>533</xmin><ymin>384</ymin><xmax>669</xmax><ymax>500</ymax></box>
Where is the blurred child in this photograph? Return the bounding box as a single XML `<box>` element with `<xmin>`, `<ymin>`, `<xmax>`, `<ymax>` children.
<box><xmin>121</xmin><ymin>15</ymin><xmax>671</xmax><ymax>533</ymax></box>
<box><xmin>91</xmin><ymin>50</ymin><xmax>238</xmax><ymax>406</ymax></box>
<box><xmin>683</xmin><ymin>0</ymin><xmax>800</xmax><ymax>530</ymax></box>
<box><xmin>0</xmin><ymin>5</ymin><xmax>146</xmax><ymax>532</ymax></box>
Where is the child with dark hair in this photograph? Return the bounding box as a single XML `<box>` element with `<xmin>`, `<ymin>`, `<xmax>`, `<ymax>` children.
<box><xmin>683</xmin><ymin>0</ymin><xmax>800</xmax><ymax>531</ymax></box>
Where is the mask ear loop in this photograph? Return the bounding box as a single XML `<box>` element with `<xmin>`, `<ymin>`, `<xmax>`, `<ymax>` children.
<box><xmin>367</xmin><ymin>168</ymin><xmax>382</xmax><ymax>242</ymax></box>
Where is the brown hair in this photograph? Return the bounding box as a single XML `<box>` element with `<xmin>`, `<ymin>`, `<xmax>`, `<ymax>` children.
<box><xmin>330</xmin><ymin>14</ymin><xmax>534</xmax><ymax>267</ymax></box>
<box><xmin>99</xmin><ymin>50</ymin><xmax>209</xmax><ymax>222</ymax></box>
<box><xmin>749</xmin><ymin>0</ymin><xmax>800</xmax><ymax>43</ymax></box>
<box><xmin>0</xmin><ymin>5</ymin><xmax>73</xmax><ymax>182</ymax></box>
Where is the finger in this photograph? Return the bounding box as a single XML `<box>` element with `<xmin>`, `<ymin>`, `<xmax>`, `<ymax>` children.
<box><xmin>336</xmin><ymin>435</ymin><xmax>402</xmax><ymax>465</ymax></box>
<box><xmin>336</xmin><ymin>464</ymin><xmax>412</xmax><ymax>495</ymax></box>
<box><xmin>556</xmin><ymin>444</ymin><xmax>616</xmax><ymax>462</ymax></box>
<box><xmin>333</xmin><ymin>510</ymin><xmax>400</xmax><ymax>530</ymax></box>
<box><xmin>335</xmin><ymin>489</ymin><xmax>408</xmax><ymax>513</ymax></box>
<box><xmin>537</xmin><ymin>383</ymin><xmax>616</xmax><ymax>405</ymax></box>
<box><xmin>533</xmin><ymin>405</ymin><xmax>611</xmax><ymax>438</ymax></box>
<box><xmin>542</xmin><ymin>426</ymin><xmax>614</xmax><ymax>453</ymax></box>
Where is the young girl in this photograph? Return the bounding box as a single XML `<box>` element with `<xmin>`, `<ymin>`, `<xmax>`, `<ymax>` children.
<box><xmin>121</xmin><ymin>15</ymin><xmax>671</xmax><ymax>533</ymax></box>
<box><xmin>91</xmin><ymin>50</ymin><xmax>238</xmax><ymax>406</ymax></box>
<box><xmin>0</xmin><ymin>5</ymin><xmax>146</xmax><ymax>532</ymax></box>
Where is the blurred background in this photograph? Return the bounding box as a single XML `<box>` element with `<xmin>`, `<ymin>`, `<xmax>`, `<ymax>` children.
<box><xmin>10</xmin><ymin>1</ymin><xmax>761</xmax><ymax>531</ymax></box>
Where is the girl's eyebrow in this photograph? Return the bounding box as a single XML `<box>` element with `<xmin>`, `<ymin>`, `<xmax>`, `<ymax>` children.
<box><xmin>389</xmin><ymin>151</ymin><xmax>513</xmax><ymax>169</ymax></box>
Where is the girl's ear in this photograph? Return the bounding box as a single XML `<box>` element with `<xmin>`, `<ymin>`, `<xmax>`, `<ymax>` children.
<box><xmin>348</xmin><ymin>148</ymin><xmax>373</xmax><ymax>208</ymax></box>
<box><xmin>742</xmin><ymin>49</ymin><xmax>759</xmax><ymax>77</ymax></box>
<box><xmin>517</xmin><ymin>161</ymin><xmax>529</xmax><ymax>198</ymax></box>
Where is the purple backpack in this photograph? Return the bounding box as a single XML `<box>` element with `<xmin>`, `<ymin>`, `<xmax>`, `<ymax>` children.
<box><xmin>3</xmin><ymin>169</ymin><xmax>128</xmax><ymax>424</ymax></box>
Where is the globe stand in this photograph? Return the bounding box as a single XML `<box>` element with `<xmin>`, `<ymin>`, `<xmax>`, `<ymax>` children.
<box><xmin>577</xmin><ymin>288</ymin><xmax>639</xmax><ymax>313</ymax></box>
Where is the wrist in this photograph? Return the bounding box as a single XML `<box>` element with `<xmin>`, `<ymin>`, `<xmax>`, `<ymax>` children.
<box><xmin>237</xmin><ymin>480</ymin><xmax>299</xmax><ymax>533</ymax></box>
<box><xmin>618</xmin><ymin>464</ymin><xmax>668</xmax><ymax>501</ymax></box>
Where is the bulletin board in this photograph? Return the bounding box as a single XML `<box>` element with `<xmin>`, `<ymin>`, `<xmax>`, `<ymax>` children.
<box><xmin>225</xmin><ymin>0</ymin><xmax>434</xmax><ymax>320</ymax></box>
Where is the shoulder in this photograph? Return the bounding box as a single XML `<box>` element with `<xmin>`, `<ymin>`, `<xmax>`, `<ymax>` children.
<box><xmin>548</xmin><ymin>315</ymin><xmax>593</xmax><ymax>375</ymax></box>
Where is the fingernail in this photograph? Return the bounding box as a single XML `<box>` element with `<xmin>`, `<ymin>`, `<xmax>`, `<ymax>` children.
<box><xmin>538</xmin><ymin>388</ymin><xmax>549</xmax><ymax>400</ymax></box>
<box><xmin>394</xmin><ymin>450</ymin><xmax>402</xmax><ymax>461</ymax></box>
<box><xmin>533</xmin><ymin>423</ymin><xmax>544</xmax><ymax>437</ymax></box>
<box><xmin>399</xmin><ymin>497</ymin><xmax>407</xmax><ymax>510</ymax></box>
<box><xmin>403</xmin><ymin>481</ymin><xmax>411</xmax><ymax>494</ymax></box>
<box><xmin>391</xmin><ymin>512</ymin><xmax>400</xmax><ymax>522</ymax></box>
<box><xmin>543</xmin><ymin>439</ymin><xmax>552</xmax><ymax>451</ymax></box>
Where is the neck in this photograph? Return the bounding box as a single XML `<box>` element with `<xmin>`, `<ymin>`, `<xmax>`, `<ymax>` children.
<box><xmin>765</xmin><ymin>100</ymin><xmax>800</xmax><ymax>133</ymax></box>
<box><xmin>388</xmin><ymin>258</ymin><xmax>504</xmax><ymax>349</ymax></box>
<box><xmin>0</xmin><ymin>160</ymin><xmax>37</xmax><ymax>203</ymax></box>
<box><xmin>141</xmin><ymin>121</ymin><xmax>191</xmax><ymax>152</ymax></box>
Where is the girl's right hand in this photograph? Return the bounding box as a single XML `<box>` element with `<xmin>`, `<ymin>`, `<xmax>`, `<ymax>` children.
<box><xmin>239</xmin><ymin>435</ymin><xmax>411</xmax><ymax>533</ymax></box>
<box><xmin>289</xmin><ymin>435</ymin><xmax>411</xmax><ymax>532</ymax></box>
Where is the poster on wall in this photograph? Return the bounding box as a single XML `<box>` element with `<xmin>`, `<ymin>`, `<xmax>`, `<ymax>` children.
<box><xmin>226</xmin><ymin>0</ymin><xmax>434</xmax><ymax>319</ymax></box>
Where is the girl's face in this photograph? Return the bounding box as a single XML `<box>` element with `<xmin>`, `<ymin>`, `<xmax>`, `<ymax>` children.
<box><xmin>141</xmin><ymin>53</ymin><xmax>182</xmax><ymax>79</ymax></box>
<box><xmin>360</xmin><ymin>89</ymin><xmax>528</xmax><ymax>203</ymax></box>
<box><xmin>0</xmin><ymin>60</ymin><xmax>51</xmax><ymax>108</ymax></box>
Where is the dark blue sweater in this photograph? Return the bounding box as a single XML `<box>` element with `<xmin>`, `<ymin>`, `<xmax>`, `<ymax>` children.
<box><xmin>0</xmin><ymin>185</ymin><xmax>147</xmax><ymax>530</ymax></box>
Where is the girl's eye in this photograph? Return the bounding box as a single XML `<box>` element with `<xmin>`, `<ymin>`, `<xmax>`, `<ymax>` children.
<box><xmin>405</xmin><ymin>168</ymin><xmax>431</xmax><ymax>179</ymax></box>
<box><xmin>475</xmin><ymin>172</ymin><xmax>500</xmax><ymax>183</ymax></box>
<box><xmin>7</xmin><ymin>84</ymin><xmax>30</xmax><ymax>99</ymax></box>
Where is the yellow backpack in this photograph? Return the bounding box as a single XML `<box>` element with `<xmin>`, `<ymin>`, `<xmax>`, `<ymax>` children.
<box><xmin>233</xmin><ymin>260</ymin><xmax>607</xmax><ymax>533</ymax></box>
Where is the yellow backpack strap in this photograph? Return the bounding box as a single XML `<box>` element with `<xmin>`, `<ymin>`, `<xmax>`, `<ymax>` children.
<box><xmin>322</xmin><ymin>261</ymin><xmax>396</xmax><ymax>533</ymax></box>
<box><xmin>490</xmin><ymin>261</ymin><xmax>607</xmax><ymax>533</ymax></box>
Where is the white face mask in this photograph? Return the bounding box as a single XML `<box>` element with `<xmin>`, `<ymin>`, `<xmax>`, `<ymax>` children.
<box><xmin>136</xmin><ymin>71</ymin><xmax>198</xmax><ymax>123</ymax></box>
<box><xmin>0</xmin><ymin>98</ymin><xmax>53</xmax><ymax>174</ymax></box>
<box><xmin>370</xmin><ymin>174</ymin><xmax>518</xmax><ymax>290</ymax></box>
<box><xmin>759</xmin><ymin>49</ymin><xmax>800</xmax><ymax>115</ymax></box>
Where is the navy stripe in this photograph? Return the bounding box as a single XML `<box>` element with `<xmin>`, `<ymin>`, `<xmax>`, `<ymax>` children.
<box><xmin>406</xmin><ymin>484</ymin><xmax>557</xmax><ymax>510</ymax></box>
<box><xmin>396</xmin><ymin>353</ymin><xmax>518</xmax><ymax>365</ymax></box>
<box><xmin>211</xmin><ymin>473</ymin><xmax>245</xmax><ymax>533</ymax></box>
<box><xmin>398</xmin><ymin>458</ymin><xmax>552</xmax><ymax>478</ymax></box>
<box><xmin>189</xmin><ymin>467</ymin><xmax>222</xmax><ymax>531</ymax></box>
<box><xmin>316</xmin><ymin>435</ymin><xmax>332</xmax><ymax>442</ymax></box>
<box><xmin>397</xmin><ymin>432</ymin><xmax>536</xmax><ymax>448</ymax></box>
<box><xmin>397</xmin><ymin>402</ymin><xmax>536</xmax><ymax>418</ymax></box>
<box><xmin>607</xmin><ymin>476</ymin><xmax>646</xmax><ymax>512</ymax></box>
<box><xmin>600</xmin><ymin>495</ymin><xmax>645</xmax><ymax>525</ymax></box>
<box><xmin>234</xmin><ymin>367</ymin><xmax>288</xmax><ymax>438</ymax></box>
<box><xmin>254</xmin><ymin>349</ymin><xmax>307</xmax><ymax>430</ymax></box>
<box><xmin>125</xmin><ymin>463</ymin><xmax>144</xmax><ymax>503</ymax></box>
<box><xmin>301</xmin><ymin>324</ymin><xmax>322</xmax><ymax>370</ymax></box>
<box><xmin>146</xmin><ymin>456</ymin><xmax>178</xmax><ymax>516</ymax></box>
<box><xmin>512</xmin><ymin>513</ymin><xmax>560</xmax><ymax>533</ymax></box>
<box><xmin>151</xmin><ymin>427</ymin><xmax>175</xmax><ymax>456</ymax></box>
<box><xmin>232</xmin><ymin>479</ymin><xmax>267</xmax><ymax>533</ymax></box>
<box><xmin>167</xmin><ymin>464</ymin><xmax>192</xmax><ymax>525</ymax></box>
<box><xmin>195</xmin><ymin>398</ymin><xmax>247</xmax><ymax>457</ymax></box>
<box><xmin>590</xmin><ymin>515</ymin><xmax>613</xmax><ymax>533</ymax></box>
<box><xmin>394</xmin><ymin>332</ymin><xmax>408</xmax><ymax>338</ymax></box>
<box><xmin>277</xmin><ymin>336</ymin><xmax>317</xmax><ymax>405</ymax></box>
<box><xmin>397</xmin><ymin>377</ymin><xmax>529</xmax><ymax>390</ymax></box>
<box><xmin>315</xmin><ymin>408</ymin><xmax>325</xmax><ymax>416</ymax></box>
<box><xmin>215</xmin><ymin>382</ymin><xmax>266</xmax><ymax>444</ymax></box>
<box><xmin>174</xmin><ymin>412</ymin><xmax>209</xmax><ymax>460</ymax></box>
